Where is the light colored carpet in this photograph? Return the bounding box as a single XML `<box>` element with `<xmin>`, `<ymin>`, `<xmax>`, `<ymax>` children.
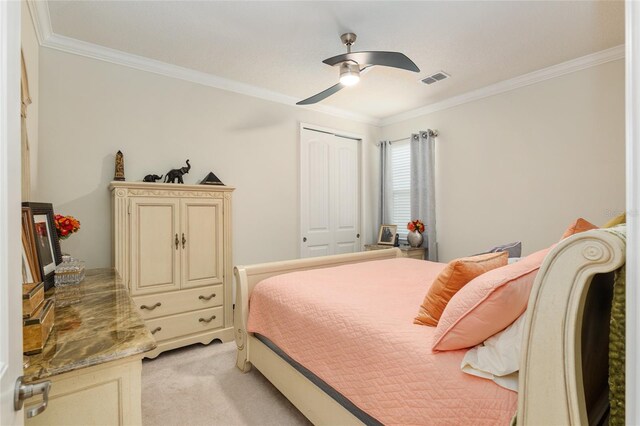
<box><xmin>142</xmin><ymin>341</ymin><xmax>312</xmax><ymax>426</ymax></box>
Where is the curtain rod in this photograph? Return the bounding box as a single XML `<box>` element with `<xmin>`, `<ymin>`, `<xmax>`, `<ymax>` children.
<box><xmin>377</xmin><ymin>129</ymin><xmax>439</xmax><ymax>146</ymax></box>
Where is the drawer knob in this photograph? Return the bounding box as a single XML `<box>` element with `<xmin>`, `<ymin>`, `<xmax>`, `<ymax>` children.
<box><xmin>141</xmin><ymin>302</ymin><xmax>162</xmax><ymax>311</ymax></box>
<box><xmin>199</xmin><ymin>315</ymin><xmax>217</xmax><ymax>323</ymax></box>
<box><xmin>151</xmin><ymin>327</ymin><xmax>162</xmax><ymax>335</ymax></box>
<box><xmin>199</xmin><ymin>293</ymin><xmax>216</xmax><ymax>301</ymax></box>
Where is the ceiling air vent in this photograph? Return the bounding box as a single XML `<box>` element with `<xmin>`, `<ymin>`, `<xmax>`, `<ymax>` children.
<box><xmin>421</xmin><ymin>71</ymin><xmax>450</xmax><ymax>85</ymax></box>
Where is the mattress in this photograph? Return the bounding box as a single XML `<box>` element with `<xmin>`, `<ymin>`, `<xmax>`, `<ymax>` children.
<box><xmin>247</xmin><ymin>257</ymin><xmax>518</xmax><ymax>425</ymax></box>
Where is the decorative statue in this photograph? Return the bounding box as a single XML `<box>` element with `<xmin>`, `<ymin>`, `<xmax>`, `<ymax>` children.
<box><xmin>143</xmin><ymin>174</ymin><xmax>163</xmax><ymax>183</ymax></box>
<box><xmin>164</xmin><ymin>160</ymin><xmax>191</xmax><ymax>184</ymax></box>
<box><xmin>199</xmin><ymin>171</ymin><xmax>224</xmax><ymax>186</ymax></box>
<box><xmin>114</xmin><ymin>150</ymin><xmax>125</xmax><ymax>181</ymax></box>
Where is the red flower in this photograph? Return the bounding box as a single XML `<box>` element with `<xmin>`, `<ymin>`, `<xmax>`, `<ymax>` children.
<box><xmin>407</xmin><ymin>219</ymin><xmax>425</xmax><ymax>233</ymax></box>
<box><xmin>54</xmin><ymin>214</ymin><xmax>81</xmax><ymax>240</ymax></box>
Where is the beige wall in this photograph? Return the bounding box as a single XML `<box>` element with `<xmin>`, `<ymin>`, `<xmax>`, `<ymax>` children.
<box><xmin>37</xmin><ymin>46</ymin><xmax>624</xmax><ymax>267</ymax></box>
<box><xmin>21</xmin><ymin>1</ymin><xmax>38</xmax><ymax>195</ymax></box>
<box><xmin>382</xmin><ymin>59</ymin><xmax>625</xmax><ymax>261</ymax></box>
<box><xmin>37</xmin><ymin>48</ymin><xmax>381</xmax><ymax>268</ymax></box>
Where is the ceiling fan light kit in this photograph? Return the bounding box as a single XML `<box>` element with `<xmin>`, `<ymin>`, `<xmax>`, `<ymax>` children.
<box><xmin>297</xmin><ymin>32</ymin><xmax>420</xmax><ymax>105</ymax></box>
<box><xmin>339</xmin><ymin>62</ymin><xmax>360</xmax><ymax>86</ymax></box>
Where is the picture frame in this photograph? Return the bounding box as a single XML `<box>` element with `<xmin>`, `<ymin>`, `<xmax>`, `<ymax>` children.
<box><xmin>377</xmin><ymin>224</ymin><xmax>398</xmax><ymax>245</ymax></box>
<box><xmin>22</xmin><ymin>203</ymin><xmax>62</xmax><ymax>289</ymax></box>
<box><xmin>21</xmin><ymin>207</ymin><xmax>41</xmax><ymax>283</ymax></box>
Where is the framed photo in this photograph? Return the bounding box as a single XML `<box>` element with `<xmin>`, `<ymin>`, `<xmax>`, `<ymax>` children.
<box><xmin>22</xmin><ymin>203</ymin><xmax>62</xmax><ymax>289</ymax></box>
<box><xmin>377</xmin><ymin>224</ymin><xmax>398</xmax><ymax>245</ymax></box>
<box><xmin>21</xmin><ymin>207</ymin><xmax>41</xmax><ymax>283</ymax></box>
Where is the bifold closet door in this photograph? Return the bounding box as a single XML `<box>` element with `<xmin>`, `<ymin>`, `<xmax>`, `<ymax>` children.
<box><xmin>300</xmin><ymin>128</ymin><xmax>360</xmax><ymax>258</ymax></box>
<box><xmin>180</xmin><ymin>198</ymin><xmax>224</xmax><ymax>288</ymax></box>
<box><xmin>130</xmin><ymin>198</ymin><xmax>181</xmax><ymax>295</ymax></box>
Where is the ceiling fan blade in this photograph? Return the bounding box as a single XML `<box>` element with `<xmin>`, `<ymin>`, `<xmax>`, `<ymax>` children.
<box><xmin>296</xmin><ymin>83</ymin><xmax>345</xmax><ymax>105</ymax></box>
<box><xmin>323</xmin><ymin>51</ymin><xmax>420</xmax><ymax>73</ymax></box>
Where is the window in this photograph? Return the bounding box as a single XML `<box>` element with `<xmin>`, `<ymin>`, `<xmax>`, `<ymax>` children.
<box><xmin>391</xmin><ymin>141</ymin><xmax>411</xmax><ymax>240</ymax></box>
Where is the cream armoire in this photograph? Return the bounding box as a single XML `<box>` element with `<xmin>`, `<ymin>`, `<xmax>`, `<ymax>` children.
<box><xmin>110</xmin><ymin>182</ymin><xmax>234</xmax><ymax>358</ymax></box>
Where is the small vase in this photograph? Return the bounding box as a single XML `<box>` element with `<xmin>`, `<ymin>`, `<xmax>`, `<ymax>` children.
<box><xmin>407</xmin><ymin>230</ymin><xmax>424</xmax><ymax>248</ymax></box>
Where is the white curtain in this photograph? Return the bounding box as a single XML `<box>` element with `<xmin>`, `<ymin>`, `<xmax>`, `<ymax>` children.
<box><xmin>410</xmin><ymin>131</ymin><xmax>437</xmax><ymax>261</ymax></box>
<box><xmin>380</xmin><ymin>141</ymin><xmax>393</xmax><ymax>225</ymax></box>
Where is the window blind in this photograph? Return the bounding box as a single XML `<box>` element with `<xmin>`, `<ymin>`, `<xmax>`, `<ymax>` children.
<box><xmin>391</xmin><ymin>141</ymin><xmax>411</xmax><ymax>240</ymax></box>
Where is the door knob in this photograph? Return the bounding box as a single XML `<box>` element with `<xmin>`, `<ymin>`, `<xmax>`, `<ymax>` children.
<box><xmin>303</xmin><ymin>237</ymin><xmax>307</xmax><ymax>242</ymax></box>
<box><xmin>357</xmin><ymin>233</ymin><xmax>360</xmax><ymax>238</ymax></box>
<box><xmin>14</xmin><ymin>376</ymin><xmax>51</xmax><ymax>418</ymax></box>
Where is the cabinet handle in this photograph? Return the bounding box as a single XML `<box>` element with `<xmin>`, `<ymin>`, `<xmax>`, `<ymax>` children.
<box><xmin>151</xmin><ymin>327</ymin><xmax>162</xmax><ymax>335</ymax></box>
<box><xmin>182</xmin><ymin>233</ymin><xmax>186</xmax><ymax>248</ymax></box>
<box><xmin>199</xmin><ymin>315</ymin><xmax>217</xmax><ymax>323</ymax></box>
<box><xmin>140</xmin><ymin>302</ymin><xmax>161</xmax><ymax>311</ymax></box>
<box><xmin>175</xmin><ymin>234</ymin><xmax>179</xmax><ymax>250</ymax></box>
<box><xmin>199</xmin><ymin>293</ymin><xmax>216</xmax><ymax>301</ymax></box>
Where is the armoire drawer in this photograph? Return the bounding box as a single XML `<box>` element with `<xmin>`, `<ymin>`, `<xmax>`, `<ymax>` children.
<box><xmin>145</xmin><ymin>307</ymin><xmax>224</xmax><ymax>342</ymax></box>
<box><xmin>132</xmin><ymin>285</ymin><xmax>223</xmax><ymax>320</ymax></box>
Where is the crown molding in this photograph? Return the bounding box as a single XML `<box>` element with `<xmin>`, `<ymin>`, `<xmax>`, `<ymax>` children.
<box><xmin>41</xmin><ymin>34</ymin><xmax>380</xmax><ymax>125</ymax></box>
<box><xmin>29</xmin><ymin>0</ymin><xmax>623</xmax><ymax>129</ymax></box>
<box><xmin>26</xmin><ymin>0</ymin><xmax>52</xmax><ymax>45</ymax></box>
<box><xmin>28</xmin><ymin>1</ymin><xmax>379</xmax><ymax>126</ymax></box>
<box><xmin>380</xmin><ymin>44</ymin><xmax>625</xmax><ymax>127</ymax></box>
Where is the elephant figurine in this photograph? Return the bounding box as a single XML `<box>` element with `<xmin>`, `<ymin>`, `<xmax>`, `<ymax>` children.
<box><xmin>164</xmin><ymin>160</ymin><xmax>191</xmax><ymax>184</ymax></box>
<box><xmin>143</xmin><ymin>174</ymin><xmax>163</xmax><ymax>182</ymax></box>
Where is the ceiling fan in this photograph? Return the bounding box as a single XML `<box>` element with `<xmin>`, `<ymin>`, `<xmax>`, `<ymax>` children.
<box><xmin>297</xmin><ymin>33</ymin><xmax>420</xmax><ymax>105</ymax></box>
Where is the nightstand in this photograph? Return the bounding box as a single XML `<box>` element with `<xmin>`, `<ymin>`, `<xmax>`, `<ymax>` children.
<box><xmin>364</xmin><ymin>244</ymin><xmax>427</xmax><ymax>260</ymax></box>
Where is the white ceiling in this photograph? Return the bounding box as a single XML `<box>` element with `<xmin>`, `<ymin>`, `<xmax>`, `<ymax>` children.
<box><xmin>46</xmin><ymin>1</ymin><xmax>624</xmax><ymax>121</ymax></box>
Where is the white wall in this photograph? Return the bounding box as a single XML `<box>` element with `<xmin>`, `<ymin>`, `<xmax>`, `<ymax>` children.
<box><xmin>37</xmin><ymin>46</ymin><xmax>625</xmax><ymax>267</ymax></box>
<box><xmin>382</xmin><ymin>59</ymin><xmax>625</xmax><ymax>261</ymax></box>
<box><xmin>21</xmin><ymin>0</ymin><xmax>38</xmax><ymax>194</ymax></box>
<box><xmin>37</xmin><ymin>48</ymin><xmax>380</xmax><ymax>268</ymax></box>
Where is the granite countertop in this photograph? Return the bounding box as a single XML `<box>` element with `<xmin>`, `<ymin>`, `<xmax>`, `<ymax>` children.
<box><xmin>24</xmin><ymin>269</ymin><xmax>156</xmax><ymax>382</ymax></box>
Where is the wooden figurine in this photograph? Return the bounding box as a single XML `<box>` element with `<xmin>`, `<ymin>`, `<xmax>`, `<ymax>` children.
<box><xmin>114</xmin><ymin>151</ymin><xmax>125</xmax><ymax>181</ymax></box>
<box><xmin>164</xmin><ymin>160</ymin><xmax>191</xmax><ymax>184</ymax></box>
<box><xmin>143</xmin><ymin>174</ymin><xmax>163</xmax><ymax>182</ymax></box>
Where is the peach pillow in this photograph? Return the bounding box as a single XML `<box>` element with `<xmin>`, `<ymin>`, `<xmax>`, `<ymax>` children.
<box><xmin>414</xmin><ymin>252</ymin><xmax>508</xmax><ymax>326</ymax></box>
<box><xmin>432</xmin><ymin>247</ymin><xmax>551</xmax><ymax>352</ymax></box>
<box><xmin>561</xmin><ymin>218</ymin><xmax>597</xmax><ymax>239</ymax></box>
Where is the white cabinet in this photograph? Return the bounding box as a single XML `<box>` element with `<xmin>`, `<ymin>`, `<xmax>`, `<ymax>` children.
<box><xmin>110</xmin><ymin>182</ymin><xmax>234</xmax><ymax>358</ymax></box>
<box><xmin>130</xmin><ymin>197</ymin><xmax>181</xmax><ymax>295</ymax></box>
<box><xmin>180</xmin><ymin>198</ymin><xmax>224</xmax><ymax>289</ymax></box>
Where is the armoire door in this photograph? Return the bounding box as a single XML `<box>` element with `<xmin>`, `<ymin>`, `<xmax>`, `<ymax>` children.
<box><xmin>180</xmin><ymin>198</ymin><xmax>224</xmax><ymax>289</ymax></box>
<box><xmin>130</xmin><ymin>197</ymin><xmax>181</xmax><ymax>295</ymax></box>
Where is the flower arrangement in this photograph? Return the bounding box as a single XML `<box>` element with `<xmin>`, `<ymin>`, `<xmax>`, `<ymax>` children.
<box><xmin>407</xmin><ymin>219</ymin><xmax>425</xmax><ymax>234</ymax></box>
<box><xmin>54</xmin><ymin>214</ymin><xmax>81</xmax><ymax>240</ymax></box>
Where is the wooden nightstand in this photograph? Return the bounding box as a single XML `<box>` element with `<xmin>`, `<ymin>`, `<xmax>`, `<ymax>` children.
<box><xmin>364</xmin><ymin>244</ymin><xmax>427</xmax><ymax>260</ymax></box>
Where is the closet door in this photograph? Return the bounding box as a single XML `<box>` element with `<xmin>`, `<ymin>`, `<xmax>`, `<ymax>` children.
<box><xmin>300</xmin><ymin>128</ymin><xmax>360</xmax><ymax>258</ymax></box>
<box><xmin>130</xmin><ymin>197</ymin><xmax>181</xmax><ymax>295</ymax></box>
<box><xmin>180</xmin><ymin>198</ymin><xmax>224</xmax><ymax>289</ymax></box>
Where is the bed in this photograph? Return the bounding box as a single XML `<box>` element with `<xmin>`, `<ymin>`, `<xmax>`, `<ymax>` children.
<box><xmin>234</xmin><ymin>227</ymin><xmax>626</xmax><ymax>425</ymax></box>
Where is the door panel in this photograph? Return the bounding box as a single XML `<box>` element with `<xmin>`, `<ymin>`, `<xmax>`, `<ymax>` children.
<box><xmin>0</xmin><ymin>2</ymin><xmax>24</xmax><ymax>423</ymax></box>
<box><xmin>301</xmin><ymin>133</ymin><xmax>332</xmax><ymax>258</ymax></box>
<box><xmin>333</xmin><ymin>138</ymin><xmax>359</xmax><ymax>252</ymax></box>
<box><xmin>300</xmin><ymin>128</ymin><xmax>360</xmax><ymax>258</ymax></box>
<box><xmin>181</xmin><ymin>199</ymin><xmax>223</xmax><ymax>288</ymax></box>
<box><xmin>130</xmin><ymin>198</ymin><xmax>180</xmax><ymax>295</ymax></box>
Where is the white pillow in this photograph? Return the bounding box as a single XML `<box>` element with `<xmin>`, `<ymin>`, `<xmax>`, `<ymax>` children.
<box><xmin>460</xmin><ymin>313</ymin><xmax>526</xmax><ymax>392</ymax></box>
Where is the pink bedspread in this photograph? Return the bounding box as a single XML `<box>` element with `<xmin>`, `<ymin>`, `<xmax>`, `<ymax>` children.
<box><xmin>247</xmin><ymin>258</ymin><xmax>518</xmax><ymax>425</ymax></box>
